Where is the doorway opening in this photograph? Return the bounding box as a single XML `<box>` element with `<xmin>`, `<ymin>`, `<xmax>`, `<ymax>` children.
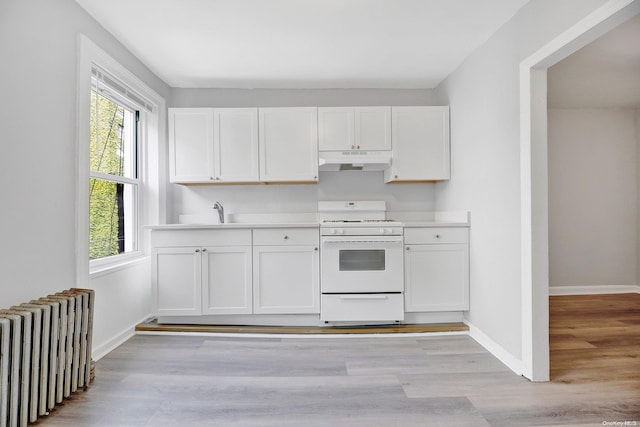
<box><xmin>520</xmin><ymin>0</ymin><xmax>640</xmax><ymax>381</ymax></box>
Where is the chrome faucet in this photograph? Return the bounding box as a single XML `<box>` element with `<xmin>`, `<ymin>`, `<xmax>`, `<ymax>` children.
<box><xmin>213</xmin><ymin>201</ymin><xmax>224</xmax><ymax>224</ymax></box>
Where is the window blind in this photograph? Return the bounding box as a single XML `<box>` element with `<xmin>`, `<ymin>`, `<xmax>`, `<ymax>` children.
<box><xmin>91</xmin><ymin>65</ymin><xmax>154</xmax><ymax>113</ymax></box>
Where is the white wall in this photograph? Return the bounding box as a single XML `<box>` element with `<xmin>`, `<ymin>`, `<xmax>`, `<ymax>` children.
<box><xmin>90</xmin><ymin>261</ymin><xmax>152</xmax><ymax>359</ymax></box>
<box><xmin>434</xmin><ymin>0</ymin><xmax>609</xmax><ymax>363</ymax></box>
<box><xmin>637</xmin><ymin>111</ymin><xmax>640</xmax><ymax>285</ymax></box>
<box><xmin>170</xmin><ymin>88</ymin><xmax>436</xmax><ymax>108</ymax></box>
<box><xmin>548</xmin><ymin>108</ymin><xmax>638</xmax><ymax>290</ymax></box>
<box><xmin>171</xmin><ymin>172</ymin><xmax>436</xmax><ymax>223</ymax></box>
<box><xmin>0</xmin><ymin>0</ymin><xmax>169</xmax><ymax>356</ymax></box>
<box><xmin>167</xmin><ymin>88</ymin><xmax>438</xmax><ymax>222</ymax></box>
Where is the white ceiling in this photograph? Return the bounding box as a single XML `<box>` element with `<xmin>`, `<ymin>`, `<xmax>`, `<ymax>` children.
<box><xmin>548</xmin><ymin>13</ymin><xmax>640</xmax><ymax>109</ymax></box>
<box><xmin>76</xmin><ymin>0</ymin><xmax>530</xmax><ymax>89</ymax></box>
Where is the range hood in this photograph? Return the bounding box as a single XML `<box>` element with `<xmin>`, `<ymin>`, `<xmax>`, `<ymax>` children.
<box><xmin>318</xmin><ymin>151</ymin><xmax>392</xmax><ymax>172</ymax></box>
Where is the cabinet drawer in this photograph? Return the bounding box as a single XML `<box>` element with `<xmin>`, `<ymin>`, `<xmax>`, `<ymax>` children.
<box><xmin>151</xmin><ymin>229</ymin><xmax>252</xmax><ymax>247</ymax></box>
<box><xmin>320</xmin><ymin>293</ymin><xmax>404</xmax><ymax>322</ymax></box>
<box><xmin>253</xmin><ymin>228</ymin><xmax>319</xmax><ymax>246</ymax></box>
<box><xmin>404</xmin><ymin>227</ymin><xmax>468</xmax><ymax>245</ymax></box>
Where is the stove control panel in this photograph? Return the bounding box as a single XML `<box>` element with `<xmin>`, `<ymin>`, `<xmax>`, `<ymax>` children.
<box><xmin>321</xmin><ymin>226</ymin><xmax>403</xmax><ymax>236</ymax></box>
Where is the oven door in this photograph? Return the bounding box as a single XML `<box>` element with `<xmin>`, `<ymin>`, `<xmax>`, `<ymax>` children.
<box><xmin>321</xmin><ymin>235</ymin><xmax>404</xmax><ymax>293</ymax></box>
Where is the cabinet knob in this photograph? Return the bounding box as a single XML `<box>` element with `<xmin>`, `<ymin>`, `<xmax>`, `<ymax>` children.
<box><xmin>436</xmin><ymin>234</ymin><xmax>441</xmax><ymax>239</ymax></box>
<box><xmin>195</xmin><ymin>249</ymin><xmax>200</xmax><ymax>253</ymax></box>
<box><xmin>216</xmin><ymin>177</ymin><xmax>220</xmax><ymax>180</ymax></box>
<box><xmin>314</xmin><ymin>247</ymin><xmax>318</xmax><ymax>251</ymax></box>
<box><xmin>356</xmin><ymin>145</ymin><xmax>360</xmax><ymax>149</ymax></box>
<box><xmin>284</xmin><ymin>235</ymin><xmax>289</xmax><ymax>240</ymax></box>
<box><xmin>314</xmin><ymin>176</ymin><xmax>317</xmax><ymax>180</ymax></box>
<box><xmin>395</xmin><ymin>175</ymin><xmax>398</xmax><ymax>179</ymax></box>
<box><xmin>210</xmin><ymin>177</ymin><xmax>214</xmax><ymax>180</ymax></box>
<box><xmin>202</xmin><ymin>248</ymin><xmax>207</xmax><ymax>252</ymax></box>
<box><xmin>406</xmin><ymin>247</ymin><xmax>410</xmax><ymax>251</ymax></box>
<box><xmin>351</xmin><ymin>145</ymin><xmax>355</xmax><ymax>149</ymax></box>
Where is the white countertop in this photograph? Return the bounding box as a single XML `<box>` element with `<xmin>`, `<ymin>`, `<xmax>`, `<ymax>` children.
<box><xmin>147</xmin><ymin>211</ymin><xmax>470</xmax><ymax>230</ymax></box>
<box><xmin>147</xmin><ymin>222</ymin><xmax>320</xmax><ymax>230</ymax></box>
<box><xmin>388</xmin><ymin>211</ymin><xmax>471</xmax><ymax>227</ymax></box>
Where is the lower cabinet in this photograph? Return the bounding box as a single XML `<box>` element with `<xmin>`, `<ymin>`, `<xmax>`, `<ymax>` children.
<box><xmin>153</xmin><ymin>247</ymin><xmax>203</xmax><ymax>316</ymax></box>
<box><xmin>253</xmin><ymin>229</ymin><xmax>320</xmax><ymax>314</ymax></box>
<box><xmin>404</xmin><ymin>227</ymin><xmax>469</xmax><ymax>312</ymax></box>
<box><xmin>151</xmin><ymin>229</ymin><xmax>253</xmax><ymax>316</ymax></box>
<box><xmin>151</xmin><ymin>227</ymin><xmax>319</xmax><ymax>317</ymax></box>
<box><xmin>202</xmin><ymin>246</ymin><xmax>252</xmax><ymax>314</ymax></box>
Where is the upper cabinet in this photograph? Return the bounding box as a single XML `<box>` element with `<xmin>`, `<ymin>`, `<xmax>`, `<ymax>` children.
<box><xmin>258</xmin><ymin>107</ymin><xmax>319</xmax><ymax>183</ymax></box>
<box><xmin>214</xmin><ymin>108</ymin><xmax>259</xmax><ymax>183</ymax></box>
<box><xmin>384</xmin><ymin>106</ymin><xmax>450</xmax><ymax>183</ymax></box>
<box><xmin>318</xmin><ymin>107</ymin><xmax>391</xmax><ymax>151</ymax></box>
<box><xmin>168</xmin><ymin>107</ymin><xmax>259</xmax><ymax>184</ymax></box>
<box><xmin>168</xmin><ymin>105</ymin><xmax>450</xmax><ymax>185</ymax></box>
<box><xmin>168</xmin><ymin>108</ymin><xmax>215</xmax><ymax>183</ymax></box>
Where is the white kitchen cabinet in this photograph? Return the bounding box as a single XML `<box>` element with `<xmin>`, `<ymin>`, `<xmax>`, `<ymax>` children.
<box><xmin>152</xmin><ymin>247</ymin><xmax>202</xmax><ymax>316</ymax></box>
<box><xmin>151</xmin><ymin>229</ymin><xmax>252</xmax><ymax>316</ymax></box>
<box><xmin>214</xmin><ymin>108</ymin><xmax>259</xmax><ymax>183</ymax></box>
<box><xmin>168</xmin><ymin>108</ymin><xmax>214</xmax><ymax>183</ymax></box>
<box><xmin>404</xmin><ymin>227</ymin><xmax>469</xmax><ymax>312</ymax></box>
<box><xmin>384</xmin><ymin>106</ymin><xmax>450</xmax><ymax>182</ymax></box>
<box><xmin>258</xmin><ymin>107</ymin><xmax>318</xmax><ymax>183</ymax></box>
<box><xmin>201</xmin><ymin>246</ymin><xmax>252</xmax><ymax>314</ymax></box>
<box><xmin>318</xmin><ymin>107</ymin><xmax>391</xmax><ymax>151</ymax></box>
<box><xmin>168</xmin><ymin>108</ymin><xmax>259</xmax><ymax>184</ymax></box>
<box><xmin>252</xmin><ymin>228</ymin><xmax>320</xmax><ymax>314</ymax></box>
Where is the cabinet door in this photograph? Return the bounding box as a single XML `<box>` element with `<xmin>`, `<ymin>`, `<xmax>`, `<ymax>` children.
<box><xmin>385</xmin><ymin>106</ymin><xmax>450</xmax><ymax>182</ymax></box>
<box><xmin>253</xmin><ymin>245</ymin><xmax>319</xmax><ymax>314</ymax></box>
<box><xmin>258</xmin><ymin>107</ymin><xmax>318</xmax><ymax>183</ymax></box>
<box><xmin>168</xmin><ymin>108</ymin><xmax>215</xmax><ymax>183</ymax></box>
<box><xmin>354</xmin><ymin>107</ymin><xmax>391</xmax><ymax>151</ymax></box>
<box><xmin>404</xmin><ymin>243</ymin><xmax>469</xmax><ymax>312</ymax></box>
<box><xmin>318</xmin><ymin>107</ymin><xmax>354</xmax><ymax>151</ymax></box>
<box><xmin>201</xmin><ymin>246</ymin><xmax>252</xmax><ymax>314</ymax></box>
<box><xmin>152</xmin><ymin>247</ymin><xmax>202</xmax><ymax>315</ymax></box>
<box><xmin>214</xmin><ymin>108</ymin><xmax>259</xmax><ymax>182</ymax></box>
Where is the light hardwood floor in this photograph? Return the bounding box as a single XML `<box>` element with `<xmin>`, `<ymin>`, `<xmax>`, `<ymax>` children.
<box><xmin>36</xmin><ymin>295</ymin><xmax>639</xmax><ymax>426</ymax></box>
<box><xmin>550</xmin><ymin>293</ymin><xmax>640</xmax><ymax>384</ymax></box>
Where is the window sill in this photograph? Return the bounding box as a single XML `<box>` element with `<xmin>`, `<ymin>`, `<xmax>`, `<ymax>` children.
<box><xmin>90</xmin><ymin>252</ymin><xmax>149</xmax><ymax>279</ymax></box>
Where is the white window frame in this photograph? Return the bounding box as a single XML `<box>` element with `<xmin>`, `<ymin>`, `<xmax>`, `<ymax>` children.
<box><xmin>77</xmin><ymin>35</ymin><xmax>165</xmax><ymax>282</ymax></box>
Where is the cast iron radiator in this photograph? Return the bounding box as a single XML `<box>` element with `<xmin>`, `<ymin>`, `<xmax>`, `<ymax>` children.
<box><xmin>0</xmin><ymin>288</ymin><xmax>95</xmax><ymax>427</ymax></box>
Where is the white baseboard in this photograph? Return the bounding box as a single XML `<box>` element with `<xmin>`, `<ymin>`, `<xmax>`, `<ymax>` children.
<box><xmin>465</xmin><ymin>320</ymin><xmax>524</xmax><ymax>377</ymax></box>
<box><xmin>91</xmin><ymin>314</ymin><xmax>152</xmax><ymax>361</ymax></box>
<box><xmin>549</xmin><ymin>285</ymin><xmax>640</xmax><ymax>296</ymax></box>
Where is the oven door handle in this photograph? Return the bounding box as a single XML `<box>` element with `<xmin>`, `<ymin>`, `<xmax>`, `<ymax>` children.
<box><xmin>339</xmin><ymin>295</ymin><xmax>389</xmax><ymax>300</ymax></box>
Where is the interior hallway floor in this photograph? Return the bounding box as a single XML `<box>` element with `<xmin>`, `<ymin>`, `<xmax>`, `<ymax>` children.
<box><xmin>35</xmin><ymin>294</ymin><xmax>639</xmax><ymax>426</ymax></box>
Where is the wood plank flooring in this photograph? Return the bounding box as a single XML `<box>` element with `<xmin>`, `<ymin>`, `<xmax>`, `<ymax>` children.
<box><xmin>550</xmin><ymin>293</ymin><xmax>640</xmax><ymax>384</ymax></box>
<box><xmin>34</xmin><ymin>295</ymin><xmax>639</xmax><ymax>426</ymax></box>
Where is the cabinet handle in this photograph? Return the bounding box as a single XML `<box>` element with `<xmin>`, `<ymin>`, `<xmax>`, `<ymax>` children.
<box><xmin>195</xmin><ymin>249</ymin><xmax>200</xmax><ymax>253</ymax></box>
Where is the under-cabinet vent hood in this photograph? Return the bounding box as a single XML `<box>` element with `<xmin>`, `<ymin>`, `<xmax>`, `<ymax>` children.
<box><xmin>318</xmin><ymin>151</ymin><xmax>392</xmax><ymax>172</ymax></box>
